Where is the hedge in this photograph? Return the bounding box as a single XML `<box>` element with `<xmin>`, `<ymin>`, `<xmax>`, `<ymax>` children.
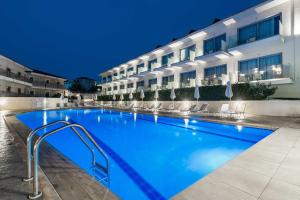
<box><xmin>97</xmin><ymin>83</ymin><xmax>277</xmax><ymax>101</ymax></box>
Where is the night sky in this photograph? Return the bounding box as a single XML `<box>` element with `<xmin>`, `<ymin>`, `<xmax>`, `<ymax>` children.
<box><xmin>0</xmin><ymin>0</ymin><xmax>264</xmax><ymax>81</ymax></box>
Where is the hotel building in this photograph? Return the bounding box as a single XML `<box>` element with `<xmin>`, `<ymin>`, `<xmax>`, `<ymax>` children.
<box><xmin>0</xmin><ymin>55</ymin><xmax>66</xmax><ymax>97</ymax></box>
<box><xmin>99</xmin><ymin>0</ymin><xmax>300</xmax><ymax>99</ymax></box>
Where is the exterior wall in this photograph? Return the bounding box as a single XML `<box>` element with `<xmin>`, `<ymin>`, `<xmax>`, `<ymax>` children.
<box><xmin>0</xmin><ymin>97</ymin><xmax>66</xmax><ymax>110</ymax></box>
<box><xmin>99</xmin><ymin>0</ymin><xmax>300</xmax><ymax>99</ymax></box>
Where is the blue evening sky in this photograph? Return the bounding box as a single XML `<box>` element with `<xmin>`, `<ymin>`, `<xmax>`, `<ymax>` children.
<box><xmin>0</xmin><ymin>0</ymin><xmax>263</xmax><ymax>81</ymax></box>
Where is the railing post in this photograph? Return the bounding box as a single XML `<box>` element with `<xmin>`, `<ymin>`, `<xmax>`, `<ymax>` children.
<box><xmin>28</xmin><ymin>139</ymin><xmax>42</xmax><ymax>199</ymax></box>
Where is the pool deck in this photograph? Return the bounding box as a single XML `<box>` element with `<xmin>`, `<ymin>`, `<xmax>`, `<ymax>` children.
<box><xmin>1</xmin><ymin>108</ymin><xmax>300</xmax><ymax>200</ymax></box>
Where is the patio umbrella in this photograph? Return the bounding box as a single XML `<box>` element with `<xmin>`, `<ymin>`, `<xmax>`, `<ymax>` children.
<box><xmin>170</xmin><ymin>87</ymin><xmax>176</xmax><ymax>108</ymax></box>
<box><xmin>225</xmin><ymin>81</ymin><xmax>233</xmax><ymax>101</ymax></box>
<box><xmin>194</xmin><ymin>85</ymin><xmax>200</xmax><ymax>104</ymax></box>
<box><xmin>140</xmin><ymin>89</ymin><xmax>145</xmax><ymax>106</ymax></box>
<box><xmin>129</xmin><ymin>91</ymin><xmax>133</xmax><ymax>101</ymax></box>
<box><xmin>154</xmin><ymin>89</ymin><xmax>159</xmax><ymax>101</ymax></box>
<box><xmin>120</xmin><ymin>92</ymin><xmax>124</xmax><ymax>101</ymax></box>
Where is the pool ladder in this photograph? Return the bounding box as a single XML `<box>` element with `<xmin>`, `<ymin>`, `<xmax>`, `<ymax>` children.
<box><xmin>22</xmin><ymin>120</ymin><xmax>110</xmax><ymax>199</ymax></box>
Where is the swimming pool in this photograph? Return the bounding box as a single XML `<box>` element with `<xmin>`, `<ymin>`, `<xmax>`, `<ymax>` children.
<box><xmin>17</xmin><ymin>109</ymin><xmax>272</xmax><ymax>200</ymax></box>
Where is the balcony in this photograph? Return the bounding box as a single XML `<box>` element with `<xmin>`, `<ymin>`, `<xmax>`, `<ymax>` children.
<box><xmin>0</xmin><ymin>68</ymin><xmax>32</xmax><ymax>85</ymax></box>
<box><xmin>196</xmin><ymin>41</ymin><xmax>229</xmax><ymax>62</ymax></box>
<box><xmin>32</xmin><ymin>81</ymin><xmax>65</xmax><ymax>90</ymax></box>
<box><xmin>238</xmin><ymin>64</ymin><xmax>292</xmax><ymax>84</ymax></box>
<box><xmin>180</xmin><ymin>79</ymin><xmax>196</xmax><ymax>88</ymax></box>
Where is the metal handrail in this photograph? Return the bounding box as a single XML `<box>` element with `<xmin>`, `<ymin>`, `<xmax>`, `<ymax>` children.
<box><xmin>23</xmin><ymin>120</ymin><xmax>96</xmax><ymax>182</ymax></box>
<box><xmin>25</xmin><ymin>122</ymin><xmax>110</xmax><ymax>199</ymax></box>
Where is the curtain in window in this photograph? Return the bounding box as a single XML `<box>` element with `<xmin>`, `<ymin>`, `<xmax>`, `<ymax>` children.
<box><xmin>258</xmin><ymin>18</ymin><xmax>274</xmax><ymax>39</ymax></box>
<box><xmin>204</xmin><ymin>67</ymin><xmax>215</xmax><ymax>78</ymax></box>
<box><xmin>204</xmin><ymin>38</ymin><xmax>215</xmax><ymax>55</ymax></box>
<box><xmin>148</xmin><ymin>78</ymin><xmax>157</xmax><ymax>86</ymax></box>
<box><xmin>215</xmin><ymin>65</ymin><xmax>227</xmax><ymax>77</ymax></box>
<box><xmin>238</xmin><ymin>24</ymin><xmax>257</xmax><ymax>44</ymax></box>
<box><xmin>215</xmin><ymin>34</ymin><xmax>226</xmax><ymax>52</ymax></box>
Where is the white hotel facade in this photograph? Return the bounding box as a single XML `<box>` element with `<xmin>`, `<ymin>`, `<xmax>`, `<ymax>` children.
<box><xmin>99</xmin><ymin>0</ymin><xmax>300</xmax><ymax>99</ymax></box>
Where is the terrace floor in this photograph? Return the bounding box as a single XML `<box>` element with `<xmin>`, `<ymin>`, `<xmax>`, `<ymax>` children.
<box><xmin>1</xmin><ymin>108</ymin><xmax>300</xmax><ymax>200</ymax></box>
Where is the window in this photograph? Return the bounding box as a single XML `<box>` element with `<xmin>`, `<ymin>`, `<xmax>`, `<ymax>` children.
<box><xmin>148</xmin><ymin>78</ymin><xmax>157</xmax><ymax>86</ymax></box>
<box><xmin>30</xmin><ymin>77</ymin><xmax>34</xmax><ymax>82</ymax></box>
<box><xmin>127</xmin><ymin>83</ymin><xmax>134</xmax><ymax>88</ymax></box>
<box><xmin>17</xmin><ymin>72</ymin><xmax>21</xmax><ymax>76</ymax></box>
<box><xmin>137</xmin><ymin>63</ymin><xmax>145</xmax><ymax>73</ymax></box>
<box><xmin>162</xmin><ymin>75</ymin><xmax>174</xmax><ymax>86</ymax></box>
<box><xmin>204</xmin><ymin>65</ymin><xmax>227</xmax><ymax>78</ymax></box>
<box><xmin>204</xmin><ymin>34</ymin><xmax>226</xmax><ymax>55</ymax></box>
<box><xmin>113</xmin><ymin>72</ymin><xmax>118</xmax><ymax>76</ymax></box>
<box><xmin>120</xmin><ymin>70</ymin><xmax>125</xmax><ymax>75</ymax></box>
<box><xmin>17</xmin><ymin>88</ymin><xmax>21</xmax><ymax>94</ymax></box>
<box><xmin>180</xmin><ymin>45</ymin><xmax>196</xmax><ymax>61</ymax></box>
<box><xmin>6</xmin><ymin>68</ymin><xmax>11</xmax><ymax>73</ymax></box>
<box><xmin>127</xmin><ymin>67</ymin><xmax>134</xmax><ymax>72</ymax></box>
<box><xmin>113</xmin><ymin>86</ymin><xmax>118</xmax><ymax>90</ymax></box>
<box><xmin>107</xmin><ymin>75</ymin><xmax>112</xmax><ymax>82</ymax></box>
<box><xmin>238</xmin><ymin>53</ymin><xmax>282</xmax><ymax>81</ymax></box>
<box><xmin>120</xmin><ymin>85</ymin><xmax>125</xmax><ymax>89</ymax></box>
<box><xmin>162</xmin><ymin>53</ymin><xmax>174</xmax><ymax>66</ymax></box>
<box><xmin>137</xmin><ymin>81</ymin><xmax>144</xmax><ymax>87</ymax></box>
<box><xmin>46</xmin><ymin>80</ymin><xmax>49</xmax><ymax>84</ymax></box>
<box><xmin>108</xmin><ymin>87</ymin><xmax>112</xmax><ymax>91</ymax></box>
<box><xmin>30</xmin><ymin>91</ymin><xmax>34</xmax><ymax>96</ymax></box>
<box><xmin>148</xmin><ymin>59</ymin><xmax>157</xmax><ymax>71</ymax></box>
<box><xmin>45</xmin><ymin>92</ymin><xmax>50</xmax><ymax>97</ymax></box>
<box><xmin>137</xmin><ymin>63</ymin><xmax>144</xmax><ymax>68</ymax></box>
<box><xmin>238</xmin><ymin>15</ymin><xmax>281</xmax><ymax>45</ymax></box>
<box><xmin>180</xmin><ymin>71</ymin><xmax>196</xmax><ymax>87</ymax></box>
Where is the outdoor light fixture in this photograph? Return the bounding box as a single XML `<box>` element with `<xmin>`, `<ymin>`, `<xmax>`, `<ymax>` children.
<box><xmin>229</xmin><ymin>50</ymin><xmax>242</xmax><ymax>56</ymax></box>
<box><xmin>153</xmin><ymin>49</ymin><xmax>164</xmax><ymax>55</ymax></box>
<box><xmin>223</xmin><ymin>18</ymin><xmax>236</xmax><ymax>26</ymax></box>
<box><xmin>197</xmin><ymin>60</ymin><xmax>206</xmax><ymax>64</ymax></box>
<box><xmin>215</xmin><ymin>53</ymin><xmax>229</xmax><ymax>59</ymax></box>
<box><xmin>139</xmin><ymin>55</ymin><xmax>149</xmax><ymax>60</ymax></box>
<box><xmin>169</xmin><ymin>41</ymin><xmax>184</xmax><ymax>48</ymax></box>
<box><xmin>188</xmin><ymin>31</ymin><xmax>207</xmax><ymax>40</ymax></box>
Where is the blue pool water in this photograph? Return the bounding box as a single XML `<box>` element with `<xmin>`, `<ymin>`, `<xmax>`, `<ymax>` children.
<box><xmin>17</xmin><ymin>109</ymin><xmax>272</xmax><ymax>200</ymax></box>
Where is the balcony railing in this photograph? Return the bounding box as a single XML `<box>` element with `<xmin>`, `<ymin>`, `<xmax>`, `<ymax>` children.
<box><xmin>201</xmin><ymin>76</ymin><xmax>223</xmax><ymax>86</ymax></box>
<box><xmin>32</xmin><ymin>81</ymin><xmax>65</xmax><ymax>89</ymax></box>
<box><xmin>0</xmin><ymin>68</ymin><xmax>32</xmax><ymax>83</ymax></box>
<box><xmin>238</xmin><ymin>64</ymin><xmax>291</xmax><ymax>82</ymax></box>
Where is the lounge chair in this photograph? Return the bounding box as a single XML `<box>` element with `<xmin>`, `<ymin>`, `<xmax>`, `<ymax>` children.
<box><xmin>233</xmin><ymin>103</ymin><xmax>247</xmax><ymax>119</ymax></box>
<box><xmin>192</xmin><ymin>103</ymin><xmax>209</xmax><ymax>113</ymax></box>
<box><xmin>218</xmin><ymin>103</ymin><xmax>235</xmax><ymax>118</ymax></box>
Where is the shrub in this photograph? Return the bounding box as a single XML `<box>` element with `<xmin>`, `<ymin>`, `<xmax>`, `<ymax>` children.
<box><xmin>97</xmin><ymin>83</ymin><xmax>277</xmax><ymax>101</ymax></box>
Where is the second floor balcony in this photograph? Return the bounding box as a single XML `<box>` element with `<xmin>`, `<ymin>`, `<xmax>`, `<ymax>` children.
<box><xmin>0</xmin><ymin>68</ymin><xmax>32</xmax><ymax>84</ymax></box>
<box><xmin>32</xmin><ymin>81</ymin><xmax>65</xmax><ymax>90</ymax></box>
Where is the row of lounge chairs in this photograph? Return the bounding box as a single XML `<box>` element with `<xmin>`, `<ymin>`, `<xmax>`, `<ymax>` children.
<box><xmin>100</xmin><ymin>101</ymin><xmax>246</xmax><ymax>119</ymax></box>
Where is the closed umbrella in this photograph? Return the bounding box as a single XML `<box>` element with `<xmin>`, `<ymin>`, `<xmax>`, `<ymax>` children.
<box><xmin>120</xmin><ymin>92</ymin><xmax>124</xmax><ymax>101</ymax></box>
<box><xmin>225</xmin><ymin>81</ymin><xmax>233</xmax><ymax>101</ymax></box>
<box><xmin>170</xmin><ymin>87</ymin><xmax>176</xmax><ymax>108</ymax></box>
<box><xmin>129</xmin><ymin>91</ymin><xmax>133</xmax><ymax>101</ymax></box>
<box><xmin>112</xmin><ymin>94</ymin><xmax>116</xmax><ymax>101</ymax></box>
<box><xmin>154</xmin><ymin>89</ymin><xmax>159</xmax><ymax>100</ymax></box>
<box><xmin>140</xmin><ymin>89</ymin><xmax>145</xmax><ymax>107</ymax></box>
<box><xmin>194</xmin><ymin>85</ymin><xmax>200</xmax><ymax>104</ymax></box>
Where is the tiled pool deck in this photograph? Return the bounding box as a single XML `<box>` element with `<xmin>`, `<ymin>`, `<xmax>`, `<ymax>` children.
<box><xmin>1</xmin><ymin>109</ymin><xmax>300</xmax><ymax>200</ymax></box>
